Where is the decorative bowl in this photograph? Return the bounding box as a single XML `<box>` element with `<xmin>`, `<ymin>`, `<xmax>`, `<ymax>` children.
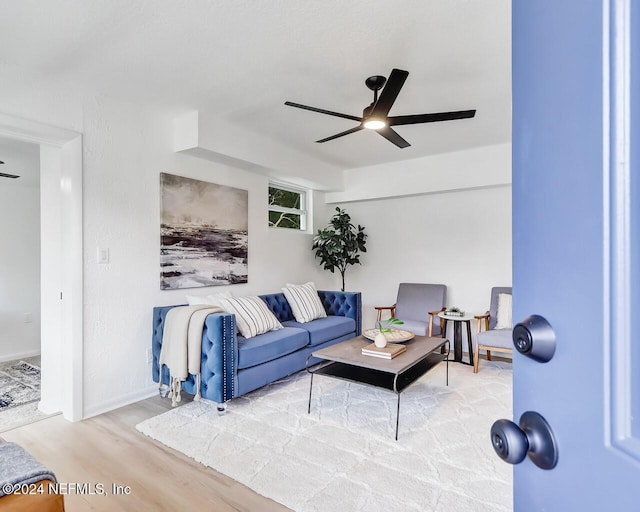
<box><xmin>363</xmin><ymin>328</ymin><xmax>415</xmax><ymax>343</ymax></box>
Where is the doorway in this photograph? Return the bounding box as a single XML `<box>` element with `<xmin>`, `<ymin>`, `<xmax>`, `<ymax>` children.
<box><xmin>0</xmin><ymin>112</ymin><xmax>83</xmax><ymax>422</ymax></box>
<box><xmin>0</xmin><ymin>137</ymin><xmax>43</xmax><ymax>429</ymax></box>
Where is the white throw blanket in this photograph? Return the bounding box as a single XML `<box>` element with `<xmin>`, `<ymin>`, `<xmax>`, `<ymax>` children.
<box><xmin>159</xmin><ymin>305</ymin><xmax>223</xmax><ymax>406</ymax></box>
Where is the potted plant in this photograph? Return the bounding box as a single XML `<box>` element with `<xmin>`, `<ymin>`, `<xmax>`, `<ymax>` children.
<box><xmin>312</xmin><ymin>207</ymin><xmax>367</xmax><ymax>292</ymax></box>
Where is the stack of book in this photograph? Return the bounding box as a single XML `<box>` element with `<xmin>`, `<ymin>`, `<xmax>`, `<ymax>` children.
<box><xmin>361</xmin><ymin>343</ymin><xmax>407</xmax><ymax>359</ymax></box>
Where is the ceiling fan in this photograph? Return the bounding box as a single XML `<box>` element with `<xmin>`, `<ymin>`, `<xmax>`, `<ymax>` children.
<box><xmin>285</xmin><ymin>68</ymin><xmax>476</xmax><ymax>148</ymax></box>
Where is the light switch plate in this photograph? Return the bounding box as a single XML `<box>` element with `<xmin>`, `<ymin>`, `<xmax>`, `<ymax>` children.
<box><xmin>97</xmin><ymin>247</ymin><xmax>109</xmax><ymax>264</ymax></box>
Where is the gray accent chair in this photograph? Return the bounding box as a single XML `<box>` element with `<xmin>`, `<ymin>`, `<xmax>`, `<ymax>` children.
<box><xmin>375</xmin><ymin>283</ymin><xmax>447</xmax><ymax>337</ymax></box>
<box><xmin>474</xmin><ymin>286</ymin><xmax>513</xmax><ymax>373</ymax></box>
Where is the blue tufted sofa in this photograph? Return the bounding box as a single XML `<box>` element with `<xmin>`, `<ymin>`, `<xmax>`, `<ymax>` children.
<box><xmin>152</xmin><ymin>290</ymin><xmax>361</xmax><ymax>404</ymax></box>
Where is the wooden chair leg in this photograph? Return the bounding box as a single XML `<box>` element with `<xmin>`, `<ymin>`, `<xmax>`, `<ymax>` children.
<box><xmin>487</xmin><ymin>350</ymin><xmax>492</xmax><ymax>361</ymax></box>
<box><xmin>428</xmin><ymin>315</ymin><xmax>433</xmax><ymax>337</ymax></box>
<box><xmin>474</xmin><ymin>344</ymin><xmax>480</xmax><ymax>373</ymax></box>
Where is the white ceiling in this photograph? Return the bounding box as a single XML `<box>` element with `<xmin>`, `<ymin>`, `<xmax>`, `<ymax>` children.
<box><xmin>0</xmin><ymin>0</ymin><xmax>511</xmax><ymax>171</ymax></box>
<box><xmin>0</xmin><ymin>137</ymin><xmax>39</xmax><ymax>188</ymax></box>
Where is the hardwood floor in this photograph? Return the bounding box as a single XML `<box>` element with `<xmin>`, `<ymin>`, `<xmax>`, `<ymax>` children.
<box><xmin>2</xmin><ymin>396</ymin><xmax>290</xmax><ymax>512</ymax></box>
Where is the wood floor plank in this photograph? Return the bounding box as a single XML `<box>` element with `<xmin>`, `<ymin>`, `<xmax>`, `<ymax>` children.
<box><xmin>1</xmin><ymin>396</ymin><xmax>290</xmax><ymax>512</ymax></box>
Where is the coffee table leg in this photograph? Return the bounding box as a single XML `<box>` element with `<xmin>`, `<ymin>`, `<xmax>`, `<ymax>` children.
<box><xmin>307</xmin><ymin>373</ymin><xmax>314</xmax><ymax>414</ymax></box>
<box><xmin>395</xmin><ymin>393</ymin><xmax>401</xmax><ymax>441</ymax></box>
<box><xmin>466</xmin><ymin>320</ymin><xmax>474</xmax><ymax>366</ymax></box>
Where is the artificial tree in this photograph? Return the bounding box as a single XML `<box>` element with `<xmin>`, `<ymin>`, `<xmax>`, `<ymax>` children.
<box><xmin>312</xmin><ymin>207</ymin><xmax>367</xmax><ymax>292</ymax></box>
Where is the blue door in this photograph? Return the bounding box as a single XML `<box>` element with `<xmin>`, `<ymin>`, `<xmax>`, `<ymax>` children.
<box><xmin>512</xmin><ymin>1</ymin><xmax>640</xmax><ymax>509</ymax></box>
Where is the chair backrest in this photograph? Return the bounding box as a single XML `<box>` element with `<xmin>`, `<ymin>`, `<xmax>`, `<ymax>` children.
<box><xmin>489</xmin><ymin>286</ymin><xmax>512</xmax><ymax>329</ymax></box>
<box><xmin>395</xmin><ymin>283</ymin><xmax>447</xmax><ymax>322</ymax></box>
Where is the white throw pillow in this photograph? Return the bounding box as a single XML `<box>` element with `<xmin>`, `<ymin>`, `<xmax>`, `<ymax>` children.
<box><xmin>186</xmin><ymin>291</ymin><xmax>233</xmax><ymax>307</ymax></box>
<box><xmin>205</xmin><ymin>291</ymin><xmax>234</xmax><ymax>308</ymax></box>
<box><xmin>495</xmin><ymin>293</ymin><xmax>513</xmax><ymax>329</ymax></box>
<box><xmin>185</xmin><ymin>294</ymin><xmax>211</xmax><ymax>306</ymax></box>
<box><xmin>221</xmin><ymin>296</ymin><xmax>283</xmax><ymax>339</ymax></box>
<box><xmin>282</xmin><ymin>282</ymin><xmax>327</xmax><ymax>323</ymax></box>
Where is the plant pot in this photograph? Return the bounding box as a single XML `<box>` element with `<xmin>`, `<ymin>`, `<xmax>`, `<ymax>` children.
<box><xmin>374</xmin><ymin>332</ymin><xmax>388</xmax><ymax>348</ymax></box>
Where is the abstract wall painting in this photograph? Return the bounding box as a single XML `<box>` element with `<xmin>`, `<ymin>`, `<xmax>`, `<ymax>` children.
<box><xmin>160</xmin><ymin>173</ymin><xmax>248</xmax><ymax>290</ymax></box>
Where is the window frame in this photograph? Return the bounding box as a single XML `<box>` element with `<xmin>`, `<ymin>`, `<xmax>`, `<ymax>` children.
<box><xmin>268</xmin><ymin>182</ymin><xmax>308</xmax><ymax>231</ymax></box>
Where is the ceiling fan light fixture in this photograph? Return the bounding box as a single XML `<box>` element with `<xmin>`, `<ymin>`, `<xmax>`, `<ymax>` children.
<box><xmin>363</xmin><ymin>118</ymin><xmax>386</xmax><ymax>130</ymax></box>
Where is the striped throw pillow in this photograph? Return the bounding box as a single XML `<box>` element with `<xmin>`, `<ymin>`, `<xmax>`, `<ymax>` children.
<box><xmin>221</xmin><ymin>296</ymin><xmax>283</xmax><ymax>339</ymax></box>
<box><xmin>282</xmin><ymin>282</ymin><xmax>327</xmax><ymax>323</ymax></box>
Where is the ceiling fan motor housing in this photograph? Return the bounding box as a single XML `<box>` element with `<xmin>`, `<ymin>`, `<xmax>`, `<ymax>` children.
<box><xmin>365</xmin><ymin>75</ymin><xmax>387</xmax><ymax>91</ymax></box>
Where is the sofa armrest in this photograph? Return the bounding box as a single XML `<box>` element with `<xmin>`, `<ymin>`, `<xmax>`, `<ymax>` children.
<box><xmin>152</xmin><ymin>306</ymin><xmax>237</xmax><ymax>403</ymax></box>
<box><xmin>152</xmin><ymin>305</ymin><xmax>182</xmax><ymax>384</ymax></box>
<box><xmin>199</xmin><ymin>312</ymin><xmax>237</xmax><ymax>402</ymax></box>
<box><xmin>318</xmin><ymin>291</ymin><xmax>362</xmax><ymax>336</ymax></box>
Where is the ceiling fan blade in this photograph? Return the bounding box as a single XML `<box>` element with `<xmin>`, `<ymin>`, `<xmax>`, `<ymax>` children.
<box><xmin>316</xmin><ymin>126</ymin><xmax>363</xmax><ymax>143</ymax></box>
<box><xmin>389</xmin><ymin>109</ymin><xmax>476</xmax><ymax>126</ymax></box>
<box><xmin>371</xmin><ymin>68</ymin><xmax>409</xmax><ymax>117</ymax></box>
<box><xmin>377</xmin><ymin>127</ymin><xmax>411</xmax><ymax>148</ymax></box>
<box><xmin>284</xmin><ymin>101</ymin><xmax>362</xmax><ymax>122</ymax></box>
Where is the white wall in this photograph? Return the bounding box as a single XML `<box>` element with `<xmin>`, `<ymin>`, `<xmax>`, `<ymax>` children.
<box><xmin>326</xmin><ymin>143</ymin><xmax>511</xmax><ymax>203</ymax></box>
<box><xmin>315</xmin><ymin>143</ymin><xmax>513</xmax><ymax>354</ymax></box>
<box><xmin>0</xmin><ymin>184</ymin><xmax>41</xmax><ymax>361</ymax></box>
<box><xmin>81</xmin><ymin>97</ymin><xmax>333</xmax><ymax>417</ymax></box>
<box><xmin>324</xmin><ymin>185</ymin><xmax>512</xmax><ymax>351</ymax></box>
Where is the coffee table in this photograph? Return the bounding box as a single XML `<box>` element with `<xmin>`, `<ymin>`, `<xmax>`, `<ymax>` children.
<box><xmin>306</xmin><ymin>335</ymin><xmax>450</xmax><ymax>440</ymax></box>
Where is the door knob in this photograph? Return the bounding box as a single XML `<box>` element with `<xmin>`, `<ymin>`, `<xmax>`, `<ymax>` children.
<box><xmin>491</xmin><ymin>411</ymin><xmax>558</xmax><ymax>469</ymax></box>
<box><xmin>512</xmin><ymin>314</ymin><xmax>556</xmax><ymax>363</ymax></box>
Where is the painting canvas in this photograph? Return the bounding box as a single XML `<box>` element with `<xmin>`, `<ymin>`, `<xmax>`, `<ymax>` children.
<box><xmin>160</xmin><ymin>173</ymin><xmax>248</xmax><ymax>289</ymax></box>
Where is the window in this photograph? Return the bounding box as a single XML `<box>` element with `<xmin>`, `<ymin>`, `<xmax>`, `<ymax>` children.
<box><xmin>268</xmin><ymin>183</ymin><xmax>307</xmax><ymax>230</ymax></box>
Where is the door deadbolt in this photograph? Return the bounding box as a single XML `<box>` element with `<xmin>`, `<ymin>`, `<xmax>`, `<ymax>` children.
<box><xmin>512</xmin><ymin>314</ymin><xmax>556</xmax><ymax>363</ymax></box>
<box><xmin>491</xmin><ymin>411</ymin><xmax>558</xmax><ymax>470</ymax></box>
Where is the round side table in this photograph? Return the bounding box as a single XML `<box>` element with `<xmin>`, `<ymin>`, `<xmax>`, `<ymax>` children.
<box><xmin>437</xmin><ymin>312</ymin><xmax>475</xmax><ymax>366</ymax></box>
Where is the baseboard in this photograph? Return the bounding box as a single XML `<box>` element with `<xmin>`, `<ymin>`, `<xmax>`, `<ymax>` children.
<box><xmin>37</xmin><ymin>401</ymin><xmax>61</xmax><ymax>415</ymax></box>
<box><xmin>83</xmin><ymin>385</ymin><xmax>159</xmax><ymax>420</ymax></box>
<box><xmin>0</xmin><ymin>349</ymin><xmax>41</xmax><ymax>363</ymax></box>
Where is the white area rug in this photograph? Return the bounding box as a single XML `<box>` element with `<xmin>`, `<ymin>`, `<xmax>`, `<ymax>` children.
<box><xmin>137</xmin><ymin>360</ymin><xmax>513</xmax><ymax>512</ymax></box>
